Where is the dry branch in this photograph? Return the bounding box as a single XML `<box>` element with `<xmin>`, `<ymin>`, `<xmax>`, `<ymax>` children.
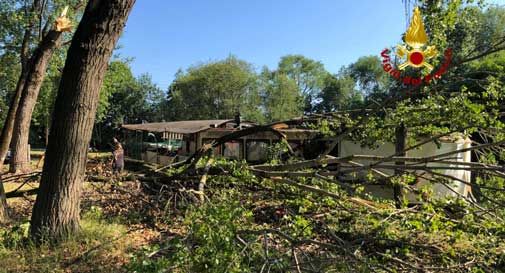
<box><xmin>198</xmin><ymin>156</ymin><xmax>214</xmax><ymax>203</ymax></box>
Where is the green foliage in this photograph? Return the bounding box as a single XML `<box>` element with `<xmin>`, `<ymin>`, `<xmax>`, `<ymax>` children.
<box><xmin>0</xmin><ymin>0</ymin><xmax>82</xmax><ymax>53</ymax></box>
<box><xmin>165</xmin><ymin>54</ymin><xmax>345</xmax><ymax>123</ymax></box>
<box><xmin>315</xmin><ymin>73</ymin><xmax>363</xmax><ymax>112</ymax></box>
<box><xmin>167</xmin><ymin>56</ymin><xmax>263</xmax><ymax>122</ymax></box>
<box><xmin>99</xmin><ymin>60</ymin><xmax>166</xmax><ymax>124</ymax></box>
<box><xmin>126</xmin><ymin>246</ymin><xmax>171</xmax><ymax>273</ymax></box>
<box><xmin>0</xmin><ymin>0</ymin><xmax>82</xmax><ymax>146</ymax></box>
<box><xmin>261</xmin><ymin>71</ymin><xmax>303</xmax><ymax>122</ymax></box>
<box><xmin>277</xmin><ymin>55</ymin><xmax>328</xmax><ymax>97</ymax></box>
<box><xmin>340</xmin><ymin>3</ymin><xmax>505</xmax><ymax>150</ymax></box>
<box><xmin>348</xmin><ymin>55</ymin><xmax>390</xmax><ymax>95</ymax></box>
<box><xmin>126</xmin><ymin>159</ymin><xmax>505</xmax><ymax>272</ymax></box>
<box><xmin>276</xmin><ymin>54</ymin><xmax>329</xmax><ymax>112</ymax></box>
<box><xmin>0</xmin><ymin>52</ymin><xmax>19</xmax><ymax>123</ymax></box>
<box><xmin>285</xmin><ymin>214</ymin><xmax>313</xmax><ymax>237</ymax></box>
<box><xmin>1</xmin><ymin>222</ymin><xmax>30</xmax><ymax>249</ymax></box>
<box><xmin>265</xmin><ymin>140</ymin><xmax>291</xmax><ymax>163</ymax></box>
<box><xmin>91</xmin><ymin>59</ymin><xmax>166</xmax><ymax>148</ymax></box>
<box><xmin>98</xmin><ymin>59</ymin><xmax>138</xmax><ymax>122</ymax></box>
<box><xmin>132</xmin><ymin>197</ymin><xmax>259</xmax><ymax>273</ymax></box>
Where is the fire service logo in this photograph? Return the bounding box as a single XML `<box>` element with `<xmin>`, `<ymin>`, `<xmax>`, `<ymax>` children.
<box><xmin>381</xmin><ymin>7</ymin><xmax>452</xmax><ymax>86</ymax></box>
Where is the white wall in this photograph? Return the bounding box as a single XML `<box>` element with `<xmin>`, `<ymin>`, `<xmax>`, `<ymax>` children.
<box><xmin>338</xmin><ymin>137</ymin><xmax>472</xmax><ymax>201</ymax></box>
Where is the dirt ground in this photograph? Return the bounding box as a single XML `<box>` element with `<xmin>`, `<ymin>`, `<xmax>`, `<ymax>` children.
<box><xmin>1</xmin><ymin>153</ymin><xmax>172</xmax><ymax>273</ymax></box>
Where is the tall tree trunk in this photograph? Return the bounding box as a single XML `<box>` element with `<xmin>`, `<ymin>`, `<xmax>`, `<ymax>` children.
<box><xmin>30</xmin><ymin>0</ymin><xmax>135</xmax><ymax>241</ymax></box>
<box><xmin>10</xmin><ymin>30</ymin><xmax>63</xmax><ymax>173</ymax></box>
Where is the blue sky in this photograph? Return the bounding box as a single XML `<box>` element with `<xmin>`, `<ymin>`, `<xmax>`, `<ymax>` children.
<box><xmin>117</xmin><ymin>0</ymin><xmax>505</xmax><ymax>91</ymax></box>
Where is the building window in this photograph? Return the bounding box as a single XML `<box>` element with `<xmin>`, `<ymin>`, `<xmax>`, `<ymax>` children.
<box><xmin>223</xmin><ymin>141</ymin><xmax>242</xmax><ymax>159</ymax></box>
<box><xmin>246</xmin><ymin>140</ymin><xmax>269</xmax><ymax>162</ymax></box>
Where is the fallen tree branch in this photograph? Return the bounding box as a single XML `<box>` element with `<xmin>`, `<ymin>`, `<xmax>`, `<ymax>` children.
<box><xmin>197</xmin><ymin>156</ymin><xmax>214</xmax><ymax>203</ymax></box>
<box><xmin>6</xmin><ymin>188</ymin><xmax>38</xmax><ymax>198</ymax></box>
<box><xmin>270</xmin><ymin>177</ymin><xmax>377</xmax><ymax>211</ymax></box>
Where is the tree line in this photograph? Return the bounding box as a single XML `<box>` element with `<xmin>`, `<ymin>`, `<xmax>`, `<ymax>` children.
<box><xmin>1</xmin><ymin>44</ymin><xmax>381</xmax><ymax>150</ymax></box>
<box><xmin>165</xmin><ymin>54</ymin><xmax>366</xmax><ymax>123</ymax></box>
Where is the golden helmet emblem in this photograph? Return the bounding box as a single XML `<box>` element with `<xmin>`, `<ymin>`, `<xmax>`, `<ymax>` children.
<box><xmin>396</xmin><ymin>7</ymin><xmax>437</xmax><ymax>71</ymax></box>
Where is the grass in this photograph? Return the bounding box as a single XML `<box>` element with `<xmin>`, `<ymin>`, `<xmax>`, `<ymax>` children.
<box><xmin>0</xmin><ymin>208</ymin><xmax>133</xmax><ymax>273</ymax></box>
<box><xmin>29</xmin><ymin>149</ymin><xmax>45</xmax><ymax>157</ymax></box>
<box><xmin>1</xmin><ymin>150</ymin><xmax>111</xmax><ymax>173</ymax></box>
<box><xmin>88</xmin><ymin>152</ymin><xmax>112</xmax><ymax>159</ymax></box>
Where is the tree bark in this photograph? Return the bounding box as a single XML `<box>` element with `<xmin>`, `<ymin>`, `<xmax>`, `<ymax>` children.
<box><xmin>0</xmin><ymin>0</ymin><xmax>41</xmax><ymax>222</ymax></box>
<box><xmin>0</xmin><ymin>0</ymin><xmax>40</xmax><ymax>168</ymax></box>
<box><xmin>0</xmin><ymin>42</ymin><xmax>29</xmax><ymax>223</ymax></box>
<box><xmin>394</xmin><ymin>123</ymin><xmax>407</xmax><ymax>208</ymax></box>
<box><xmin>10</xmin><ymin>30</ymin><xmax>63</xmax><ymax>173</ymax></box>
<box><xmin>0</xmin><ymin>73</ymin><xmax>27</xmax><ymax>167</ymax></box>
<box><xmin>30</xmin><ymin>0</ymin><xmax>135</xmax><ymax>242</ymax></box>
<box><xmin>0</xmin><ymin>178</ymin><xmax>8</xmax><ymax>223</ymax></box>
<box><xmin>45</xmin><ymin>118</ymin><xmax>49</xmax><ymax>146</ymax></box>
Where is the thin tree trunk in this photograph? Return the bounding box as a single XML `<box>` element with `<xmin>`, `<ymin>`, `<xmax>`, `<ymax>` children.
<box><xmin>0</xmin><ymin>178</ymin><xmax>8</xmax><ymax>223</ymax></box>
<box><xmin>0</xmin><ymin>0</ymin><xmax>40</xmax><ymax>168</ymax></box>
<box><xmin>30</xmin><ymin>0</ymin><xmax>135</xmax><ymax>242</ymax></box>
<box><xmin>394</xmin><ymin>123</ymin><xmax>407</xmax><ymax>208</ymax></box>
<box><xmin>0</xmin><ymin>0</ymin><xmax>41</xmax><ymax>222</ymax></box>
<box><xmin>0</xmin><ymin>73</ymin><xmax>27</xmax><ymax>167</ymax></box>
<box><xmin>10</xmin><ymin>30</ymin><xmax>63</xmax><ymax>173</ymax></box>
<box><xmin>0</xmin><ymin>43</ymin><xmax>29</xmax><ymax>223</ymax></box>
<box><xmin>45</xmin><ymin>118</ymin><xmax>49</xmax><ymax>147</ymax></box>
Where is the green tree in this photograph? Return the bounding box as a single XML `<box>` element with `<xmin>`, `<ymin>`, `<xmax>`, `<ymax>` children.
<box><xmin>315</xmin><ymin>74</ymin><xmax>363</xmax><ymax>112</ymax></box>
<box><xmin>167</xmin><ymin>56</ymin><xmax>263</xmax><ymax>122</ymax></box>
<box><xmin>0</xmin><ymin>0</ymin><xmax>81</xmax><ymax>220</ymax></box>
<box><xmin>347</xmin><ymin>55</ymin><xmax>389</xmax><ymax>96</ymax></box>
<box><xmin>97</xmin><ymin>59</ymin><xmax>137</xmax><ymax>122</ymax></box>
<box><xmin>136</xmin><ymin>73</ymin><xmax>167</xmax><ymax>122</ymax></box>
<box><xmin>91</xmin><ymin>60</ymin><xmax>166</xmax><ymax>148</ymax></box>
<box><xmin>0</xmin><ymin>0</ymin><xmax>82</xmax><ymax>173</ymax></box>
<box><xmin>0</xmin><ymin>52</ymin><xmax>20</xmax><ymax>123</ymax></box>
<box><xmin>276</xmin><ymin>55</ymin><xmax>329</xmax><ymax>112</ymax></box>
<box><xmin>104</xmin><ymin>71</ymin><xmax>164</xmax><ymax>125</ymax></box>
<box><xmin>345</xmin><ymin>1</ymin><xmax>505</xmax><ymax>206</ymax></box>
<box><xmin>261</xmin><ymin>69</ymin><xmax>303</xmax><ymax>122</ymax></box>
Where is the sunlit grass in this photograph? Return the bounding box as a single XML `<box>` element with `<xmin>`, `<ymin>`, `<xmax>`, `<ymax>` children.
<box><xmin>1</xmin><ymin>151</ymin><xmax>111</xmax><ymax>174</ymax></box>
<box><xmin>0</xmin><ymin>208</ymin><xmax>132</xmax><ymax>273</ymax></box>
<box><xmin>3</xmin><ymin>182</ymin><xmax>36</xmax><ymax>193</ymax></box>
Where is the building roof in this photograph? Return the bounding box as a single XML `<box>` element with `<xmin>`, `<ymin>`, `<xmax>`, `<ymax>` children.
<box><xmin>121</xmin><ymin>120</ymin><xmax>248</xmax><ymax>134</ymax></box>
